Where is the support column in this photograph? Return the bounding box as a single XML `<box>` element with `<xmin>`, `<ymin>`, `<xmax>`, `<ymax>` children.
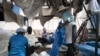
<box><xmin>95</xmin><ymin>14</ymin><xmax>99</xmax><ymax>56</ymax></box>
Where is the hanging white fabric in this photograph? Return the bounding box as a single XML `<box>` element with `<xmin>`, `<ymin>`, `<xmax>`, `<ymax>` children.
<box><xmin>13</xmin><ymin>0</ymin><xmax>45</xmax><ymax>19</ymax></box>
<box><xmin>88</xmin><ymin>0</ymin><xmax>100</xmax><ymax>13</ymax></box>
<box><xmin>3</xmin><ymin>0</ymin><xmax>24</xmax><ymax>26</ymax></box>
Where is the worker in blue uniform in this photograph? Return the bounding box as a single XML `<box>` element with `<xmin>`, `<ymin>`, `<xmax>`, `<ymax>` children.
<box><xmin>47</xmin><ymin>21</ymin><xmax>65</xmax><ymax>56</ymax></box>
<box><xmin>8</xmin><ymin>27</ymin><xmax>30</xmax><ymax>56</ymax></box>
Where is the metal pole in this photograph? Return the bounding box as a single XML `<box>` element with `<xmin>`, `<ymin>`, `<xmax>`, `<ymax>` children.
<box><xmin>83</xmin><ymin>2</ymin><xmax>99</xmax><ymax>56</ymax></box>
<box><xmin>95</xmin><ymin>14</ymin><xmax>99</xmax><ymax>56</ymax></box>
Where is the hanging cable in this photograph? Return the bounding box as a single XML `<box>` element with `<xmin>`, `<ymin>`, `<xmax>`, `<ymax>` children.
<box><xmin>82</xmin><ymin>1</ymin><xmax>96</xmax><ymax>32</ymax></box>
<box><xmin>73</xmin><ymin>0</ymin><xmax>97</xmax><ymax>43</ymax></box>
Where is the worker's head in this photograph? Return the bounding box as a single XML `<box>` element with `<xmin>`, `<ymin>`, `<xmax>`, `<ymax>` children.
<box><xmin>27</xmin><ymin>26</ymin><xmax>32</xmax><ymax>34</ymax></box>
<box><xmin>43</xmin><ymin>28</ymin><xmax>46</xmax><ymax>32</ymax></box>
<box><xmin>16</xmin><ymin>27</ymin><xmax>26</xmax><ymax>35</ymax></box>
<box><xmin>58</xmin><ymin>6</ymin><xmax>72</xmax><ymax>18</ymax></box>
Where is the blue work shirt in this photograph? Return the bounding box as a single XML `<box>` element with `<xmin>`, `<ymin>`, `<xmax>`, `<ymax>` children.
<box><xmin>47</xmin><ymin>22</ymin><xmax>64</xmax><ymax>56</ymax></box>
<box><xmin>8</xmin><ymin>34</ymin><xmax>29</xmax><ymax>56</ymax></box>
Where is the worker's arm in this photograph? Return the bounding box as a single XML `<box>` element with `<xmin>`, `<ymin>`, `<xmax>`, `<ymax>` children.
<box><xmin>8</xmin><ymin>41</ymin><xmax>11</xmax><ymax>51</ymax></box>
<box><xmin>25</xmin><ymin>37</ymin><xmax>30</xmax><ymax>48</ymax></box>
<box><xmin>23</xmin><ymin>34</ymin><xmax>29</xmax><ymax>47</ymax></box>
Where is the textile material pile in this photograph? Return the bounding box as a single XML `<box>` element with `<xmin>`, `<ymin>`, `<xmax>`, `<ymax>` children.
<box><xmin>0</xmin><ymin>29</ymin><xmax>14</xmax><ymax>56</ymax></box>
